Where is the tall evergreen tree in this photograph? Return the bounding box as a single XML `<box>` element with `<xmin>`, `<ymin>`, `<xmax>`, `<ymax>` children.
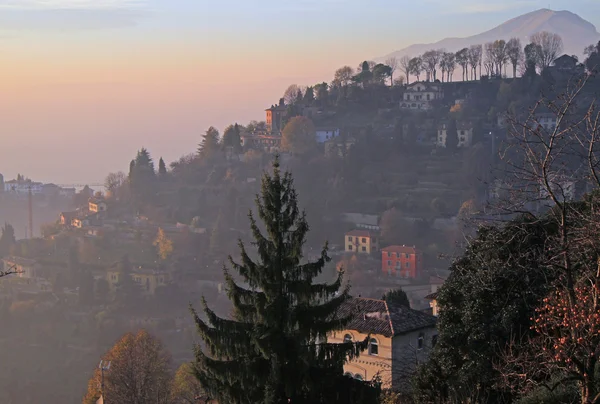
<box><xmin>191</xmin><ymin>158</ymin><xmax>379</xmax><ymax>404</ymax></box>
<box><xmin>222</xmin><ymin>124</ymin><xmax>242</xmax><ymax>153</ymax></box>
<box><xmin>158</xmin><ymin>157</ymin><xmax>167</xmax><ymax>176</ymax></box>
<box><xmin>198</xmin><ymin>126</ymin><xmax>221</xmax><ymax>159</ymax></box>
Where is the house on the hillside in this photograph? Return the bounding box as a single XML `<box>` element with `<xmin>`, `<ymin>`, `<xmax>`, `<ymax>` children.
<box><xmin>552</xmin><ymin>54</ymin><xmax>579</xmax><ymax>71</ymax></box>
<box><xmin>3</xmin><ymin>180</ymin><xmax>43</xmax><ymax>195</ymax></box>
<box><xmin>400</xmin><ymin>82</ymin><xmax>443</xmax><ymax>111</ymax></box>
<box><xmin>345</xmin><ymin>230</ymin><xmax>379</xmax><ymax>254</ymax></box>
<box><xmin>315</xmin><ymin>127</ymin><xmax>340</xmax><ymax>143</ymax></box>
<box><xmin>107</xmin><ymin>266</ymin><xmax>171</xmax><ymax>295</ymax></box>
<box><xmin>89</xmin><ymin>197</ymin><xmax>107</xmax><ymax>213</ymax></box>
<box><xmin>330</xmin><ymin>297</ymin><xmax>437</xmax><ymax>391</ymax></box>
<box><xmin>381</xmin><ymin>245</ymin><xmax>423</xmax><ymax>279</ymax></box>
<box><xmin>265</xmin><ymin>99</ymin><xmax>288</xmax><ymax>133</ymax></box>
<box><xmin>341</xmin><ymin>213</ymin><xmax>379</xmax><ymax>231</ymax></box>
<box><xmin>3</xmin><ymin>256</ymin><xmax>40</xmax><ymax>279</ymax></box>
<box><xmin>437</xmin><ymin>121</ymin><xmax>474</xmax><ymax>148</ymax></box>
<box><xmin>325</xmin><ymin>137</ymin><xmax>356</xmax><ymax>158</ymax></box>
<box><xmin>60</xmin><ymin>211</ymin><xmax>78</xmax><ymax>226</ymax></box>
<box><xmin>533</xmin><ymin>111</ymin><xmax>558</xmax><ymax>131</ymax></box>
<box><xmin>240</xmin><ymin>133</ymin><xmax>282</xmax><ymax>153</ymax></box>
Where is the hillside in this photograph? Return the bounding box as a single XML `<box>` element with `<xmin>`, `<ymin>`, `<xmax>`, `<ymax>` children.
<box><xmin>378</xmin><ymin>9</ymin><xmax>600</xmax><ymax>61</ymax></box>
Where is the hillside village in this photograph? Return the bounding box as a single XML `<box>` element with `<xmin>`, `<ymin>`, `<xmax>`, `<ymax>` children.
<box><xmin>0</xmin><ymin>30</ymin><xmax>599</xmax><ymax>403</ymax></box>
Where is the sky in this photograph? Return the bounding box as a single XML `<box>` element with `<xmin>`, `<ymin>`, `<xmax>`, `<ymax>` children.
<box><xmin>0</xmin><ymin>0</ymin><xmax>599</xmax><ymax>184</ymax></box>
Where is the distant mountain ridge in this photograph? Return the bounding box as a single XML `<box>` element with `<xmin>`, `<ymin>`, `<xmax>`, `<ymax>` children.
<box><xmin>378</xmin><ymin>9</ymin><xmax>600</xmax><ymax>62</ymax></box>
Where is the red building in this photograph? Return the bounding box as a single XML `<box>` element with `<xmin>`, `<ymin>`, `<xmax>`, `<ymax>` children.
<box><xmin>381</xmin><ymin>245</ymin><xmax>423</xmax><ymax>279</ymax></box>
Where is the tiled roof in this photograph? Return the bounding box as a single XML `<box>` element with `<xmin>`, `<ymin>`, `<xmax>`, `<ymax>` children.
<box><xmin>425</xmin><ymin>292</ymin><xmax>438</xmax><ymax>300</ymax></box>
<box><xmin>382</xmin><ymin>245</ymin><xmax>418</xmax><ymax>254</ymax></box>
<box><xmin>345</xmin><ymin>229</ymin><xmax>375</xmax><ymax>238</ymax></box>
<box><xmin>337</xmin><ymin>298</ymin><xmax>437</xmax><ymax>338</ymax></box>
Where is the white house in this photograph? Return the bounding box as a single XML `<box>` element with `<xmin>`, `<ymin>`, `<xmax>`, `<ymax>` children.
<box><xmin>437</xmin><ymin>122</ymin><xmax>474</xmax><ymax>148</ymax></box>
<box><xmin>534</xmin><ymin>112</ymin><xmax>558</xmax><ymax>131</ymax></box>
<box><xmin>3</xmin><ymin>180</ymin><xmax>43</xmax><ymax>195</ymax></box>
<box><xmin>401</xmin><ymin>82</ymin><xmax>443</xmax><ymax>110</ymax></box>
<box><xmin>315</xmin><ymin>127</ymin><xmax>340</xmax><ymax>143</ymax></box>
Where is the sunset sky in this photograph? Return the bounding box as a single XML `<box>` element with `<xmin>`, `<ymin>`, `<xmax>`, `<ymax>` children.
<box><xmin>1</xmin><ymin>0</ymin><xmax>599</xmax><ymax>184</ymax></box>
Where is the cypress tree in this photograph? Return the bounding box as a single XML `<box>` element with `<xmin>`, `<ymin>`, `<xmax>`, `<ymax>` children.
<box><xmin>191</xmin><ymin>157</ymin><xmax>379</xmax><ymax>404</ymax></box>
<box><xmin>158</xmin><ymin>157</ymin><xmax>167</xmax><ymax>176</ymax></box>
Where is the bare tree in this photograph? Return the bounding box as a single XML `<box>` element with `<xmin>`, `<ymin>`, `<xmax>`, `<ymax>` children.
<box><xmin>386</xmin><ymin>57</ymin><xmax>398</xmax><ymax>86</ymax></box>
<box><xmin>399</xmin><ymin>55</ymin><xmax>411</xmax><ymax>85</ymax></box>
<box><xmin>409</xmin><ymin>57</ymin><xmax>423</xmax><ymax>82</ymax></box>
<box><xmin>492</xmin><ymin>39</ymin><xmax>508</xmax><ymax>77</ymax></box>
<box><xmin>455</xmin><ymin>48</ymin><xmax>469</xmax><ymax>81</ymax></box>
<box><xmin>444</xmin><ymin>52</ymin><xmax>456</xmax><ymax>82</ymax></box>
<box><xmin>422</xmin><ymin>49</ymin><xmax>443</xmax><ymax>81</ymax></box>
<box><xmin>468</xmin><ymin>44</ymin><xmax>483</xmax><ymax>80</ymax></box>
<box><xmin>484</xmin><ymin>42</ymin><xmax>495</xmax><ymax>76</ymax></box>
<box><xmin>495</xmin><ymin>78</ymin><xmax>600</xmax><ymax>404</ymax></box>
<box><xmin>506</xmin><ymin>38</ymin><xmax>524</xmax><ymax>78</ymax></box>
<box><xmin>531</xmin><ymin>31</ymin><xmax>564</xmax><ymax>71</ymax></box>
<box><xmin>283</xmin><ymin>84</ymin><xmax>301</xmax><ymax>105</ymax></box>
<box><xmin>333</xmin><ymin>66</ymin><xmax>355</xmax><ymax>87</ymax></box>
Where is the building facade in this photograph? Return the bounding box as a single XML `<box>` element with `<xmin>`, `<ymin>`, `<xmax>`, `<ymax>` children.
<box><xmin>381</xmin><ymin>245</ymin><xmax>423</xmax><ymax>279</ymax></box>
<box><xmin>401</xmin><ymin>82</ymin><xmax>443</xmax><ymax>110</ymax></box>
<box><xmin>345</xmin><ymin>230</ymin><xmax>379</xmax><ymax>254</ymax></box>
<box><xmin>330</xmin><ymin>298</ymin><xmax>437</xmax><ymax>391</ymax></box>
<box><xmin>437</xmin><ymin>122</ymin><xmax>474</xmax><ymax>148</ymax></box>
<box><xmin>265</xmin><ymin>99</ymin><xmax>288</xmax><ymax>133</ymax></box>
<box><xmin>3</xmin><ymin>257</ymin><xmax>40</xmax><ymax>279</ymax></box>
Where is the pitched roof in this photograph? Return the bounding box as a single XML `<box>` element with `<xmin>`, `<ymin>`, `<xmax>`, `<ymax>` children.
<box><xmin>337</xmin><ymin>298</ymin><xmax>437</xmax><ymax>338</ymax></box>
<box><xmin>345</xmin><ymin>229</ymin><xmax>376</xmax><ymax>238</ymax></box>
<box><xmin>425</xmin><ymin>292</ymin><xmax>438</xmax><ymax>300</ymax></box>
<box><xmin>382</xmin><ymin>245</ymin><xmax>418</xmax><ymax>254</ymax></box>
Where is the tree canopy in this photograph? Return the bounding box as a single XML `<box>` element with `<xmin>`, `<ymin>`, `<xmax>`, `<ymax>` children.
<box><xmin>281</xmin><ymin>116</ymin><xmax>317</xmax><ymax>155</ymax></box>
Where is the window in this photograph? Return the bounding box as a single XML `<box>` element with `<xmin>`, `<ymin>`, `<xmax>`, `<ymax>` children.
<box><xmin>343</xmin><ymin>334</ymin><xmax>353</xmax><ymax>343</ymax></box>
<box><xmin>387</xmin><ymin>260</ymin><xmax>392</xmax><ymax>266</ymax></box>
<box><xmin>369</xmin><ymin>338</ymin><xmax>379</xmax><ymax>355</ymax></box>
<box><xmin>388</xmin><ymin>268</ymin><xmax>392</xmax><ymax>276</ymax></box>
<box><xmin>417</xmin><ymin>332</ymin><xmax>424</xmax><ymax>350</ymax></box>
<box><xmin>426</xmin><ymin>94</ymin><xmax>430</xmax><ymax>101</ymax></box>
<box><xmin>361</xmin><ymin>246</ymin><xmax>366</xmax><ymax>252</ymax></box>
<box><xmin>348</xmin><ymin>236</ymin><xmax>353</xmax><ymax>242</ymax></box>
<box><xmin>344</xmin><ymin>372</ymin><xmax>352</xmax><ymax>377</ymax></box>
<box><xmin>432</xmin><ymin>335</ymin><xmax>438</xmax><ymax>347</ymax></box>
<box><xmin>405</xmin><ymin>253</ymin><xmax>410</xmax><ymax>259</ymax></box>
<box><xmin>406</xmin><ymin>262</ymin><xmax>410</xmax><ymax>268</ymax></box>
<box><xmin>361</xmin><ymin>237</ymin><xmax>367</xmax><ymax>243</ymax></box>
<box><xmin>348</xmin><ymin>245</ymin><xmax>353</xmax><ymax>250</ymax></box>
<box><xmin>354</xmin><ymin>374</ymin><xmax>363</xmax><ymax>381</ymax></box>
<box><xmin>387</xmin><ymin>251</ymin><xmax>392</xmax><ymax>258</ymax></box>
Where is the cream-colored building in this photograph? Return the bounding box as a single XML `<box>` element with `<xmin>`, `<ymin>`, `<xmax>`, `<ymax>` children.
<box><xmin>107</xmin><ymin>266</ymin><xmax>171</xmax><ymax>295</ymax></box>
<box><xmin>401</xmin><ymin>82</ymin><xmax>443</xmax><ymax>110</ymax></box>
<box><xmin>437</xmin><ymin>122</ymin><xmax>474</xmax><ymax>148</ymax></box>
<box><xmin>89</xmin><ymin>198</ymin><xmax>107</xmax><ymax>213</ymax></box>
<box><xmin>330</xmin><ymin>298</ymin><xmax>437</xmax><ymax>391</ymax></box>
<box><xmin>2</xmin><ymin>256</ymin><xmax>40</xmax><ymax>279</ymax></box>
<box><xmin>345</xmin><ymin>230</ymin><xmax>379</xmax><ymax>254</ymax></box>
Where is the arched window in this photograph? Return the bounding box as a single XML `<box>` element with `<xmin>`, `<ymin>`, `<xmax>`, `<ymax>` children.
<box><xmin>343</xmin><ymin>334</ymin><xmax>353</xmax><ymax>343</ymax></box>
<box><xmin>354</xmin><ymin>374</ymin><xmax>363</xmax><ymax>381</ymax></box>
<box><xmin>344</xmin><ymin>372</ymin><xmax>352</xmax><ymax>378</ymax></box>
<box><xmin>369</xmin><ymin>338</ymin><xmax>379</xmax><ymax>355</ymax></box>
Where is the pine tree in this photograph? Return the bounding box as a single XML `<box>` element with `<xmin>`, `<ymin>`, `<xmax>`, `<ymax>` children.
<box><xmin>158</xmin><ymin>157</ymin><xmax>167</xmax><ymax>176</ymax></box>
<box><xmin>222</xmin><ymin>124</ymin><xmax>242</xmax><ymax>153</ymax></box>
<box><xmin>191</xmin><ymin>158</ymin><xmax>379</xmax><ymax>404</ymax></box>
<box><xmin>198</xmin><ymin>126</ymin><xmax>221</xmax><ymax>159</ymax></box>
